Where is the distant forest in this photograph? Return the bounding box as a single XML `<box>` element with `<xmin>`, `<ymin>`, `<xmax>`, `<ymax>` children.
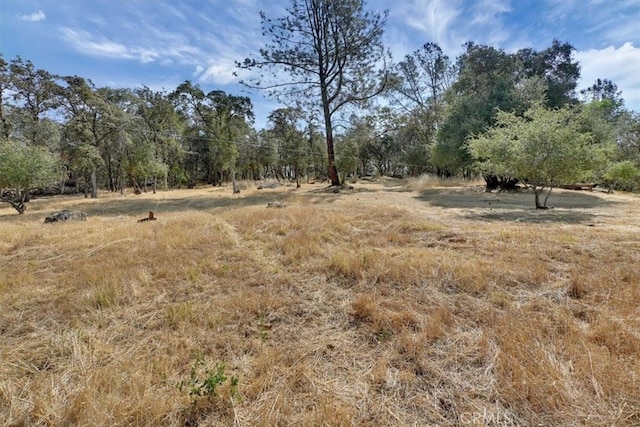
<box><xmin>1</xmin><ymin>33</ymin><xmax>639</xmax><ymax>213</ymax></box>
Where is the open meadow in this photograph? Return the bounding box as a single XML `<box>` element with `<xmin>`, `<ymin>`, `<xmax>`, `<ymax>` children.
<box><xmin>1</xmin><ymin>178</ymin><xmax>639</xmax><ymax>426</ymax></box>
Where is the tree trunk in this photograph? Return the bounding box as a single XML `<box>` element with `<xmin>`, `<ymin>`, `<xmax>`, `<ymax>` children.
<box><xmin>231</xmin><ymin>168</ymin><xmax>240</xmax><ymax>194</ymax></box>
<box><xmin>107</xmin><ymin>156</ymin><xmax>114</xmax><ymax>192</ymax></box>
<box><xmin>7</xmin><ymin>199</ymin><xmax>26</xmax><ymax>214</ymax></box>
<box><xmin>60</xmin><ymin>170</ymin><xmax>66</xmax><ymax>195</ymax></box>
<box><xmin>320</xmin><ymin>78</ymin><xmax>340</xmax><ymax>186</ymax></box>
<box><xmin>485</xmin><ymin>175</ymin><xmax>499</xmax><ymax>191</ymax></box>
<box><xmin>91</xmin><ymin>167</ymin><xmax>98</xmax><ymax>198</ymax></box>
<box><xmin>534</xmin><ymin>187</ymin><xmax>548</xmax><ymax>209</ymax></box>
<box><xmin>2</xmin><ymin>191</ymin><xmax>26</xmax><ymax>214</ymax></box>
<box><xmin>543</xmin><ymin>186</ymin><xmax>553</xmax><ymax>208</ymax></box>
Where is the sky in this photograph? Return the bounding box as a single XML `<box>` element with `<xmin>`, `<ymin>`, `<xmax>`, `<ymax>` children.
<box><xmin>1</xmin><ymin>0</ymin><xmax>639</xmax><ymax>129</ymax></box>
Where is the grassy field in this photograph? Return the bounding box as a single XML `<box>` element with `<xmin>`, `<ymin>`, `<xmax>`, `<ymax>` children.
<box><xmin>1</xmin><ymin>178</ymin><xmax>639</xmax><ymax>426</ymax></box>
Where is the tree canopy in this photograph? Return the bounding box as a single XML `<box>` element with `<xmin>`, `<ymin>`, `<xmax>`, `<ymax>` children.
<box><xmin>0</xmin><ymin>139</ymin><xmax>59</xmax><ymax>213</ymax></box>
<box><xmin>1</xmin><ymin>25</ymin><xmax>639</xmax><ymax>214</ymax></box>
<box><xmin>468</xmin><ymin>103</ymin><xmax>610</xmax><ymax>208</ymax></box>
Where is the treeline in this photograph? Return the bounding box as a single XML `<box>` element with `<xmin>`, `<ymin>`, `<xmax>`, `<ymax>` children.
<box><xmin>343</xmin><ymin>41</ymin><xmax>639</xmax><ymax>189</ymax></box>
<box><xmin>1</xmin><ymin>37</ymin><xmax>639</xmax><ymax>213</ymax></box>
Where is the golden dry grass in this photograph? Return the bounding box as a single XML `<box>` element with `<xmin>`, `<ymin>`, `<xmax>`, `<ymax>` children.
<box><xmin>1</xmin><ymin>178</ymin><xmax>639</xmax><ymax>426</ymax></box>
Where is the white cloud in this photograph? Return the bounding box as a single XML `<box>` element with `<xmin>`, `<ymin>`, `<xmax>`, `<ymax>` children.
<box><xmin>60</xmin><ymin>28</ymin><xmax>135</xmax><ymax>60</ymax></box>
<box><xmin>471</xmin><ymin>0</ymin><xmax>511</xmax><ymax>26</ymax></box>
<box><xmin>20</xmin><ymin>10</ymin><xmax>46</xmax><ymax>22</ymax></box>
<box><xmin>196</xmin><ymin>61</ymin><xmax>239</xmax><ymax>85</ymax></box>
<box><xmin>576</xmin><ymin>42</ymin><xmax>640</xmax><ymax>111</ymax></box>
<box><xmin>59</xmin><ymin>26</ymin><xmax>202</xmax><ymax>65</ymax></box>
<box><xmin>396</xmin><ymin>0</ymin><xmax>516</xmax><ymax>56</ymax></box>
<box><xmin>400</xmin><ymin>0</ymin><xmax>465</xmax><ymax>54</ymax></box>
<box><xmin>543</xmin><ymin>0</ymin><xmax>580</xmax><ymax>21</ymax></box>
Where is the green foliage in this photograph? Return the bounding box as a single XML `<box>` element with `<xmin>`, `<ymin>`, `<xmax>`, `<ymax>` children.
<box><xmin>434</xmin><ymin>40</ymin><xmax>581</xmax><ymax>177</ymax></box>
<box><xmin>7</xmin><ymin>56</ymin><xmax>62</xmax><ymax>146</ymax></box>
<box><xmin>335</xmin><ymin>137</ymin><xmax>359</xmax><ymax>179</ymax></box>
<box><xmin>268</xmin><ymin>107</ymin><xmax>309</xmax><ymax>184</ymax></box>
<box><xmin>517</xmin><ymin>40</ymin><xmax>581</xmax><ymax>109</ymax></box>
<box><xmin>468</xmin><ymin>104</ymin><xmax>604</xmax><ymax>208</ymax></box>
<box><xmin>178</xmin><ymin>357</ymin><xmax>239</xmax><ymax>404</ymax></box>
<box><xmin>603</xmin><ymin>161</ymin><xmax>640</xmax><ymax>191</ymax></box>
<box><xmin>435</xmin><ymin>44</ymin><xmax>519</xmax><ymax>176</ymax></box>
<box><xmin>171</xmin><ymin>82</ymin><xmax>253</xmax><ymax>186</ymax></box>
<box><xmin>0</xmin><ymin>139</ymin><xmax>59</xmax><ymax>189</ymax></box>
<box><xmin>0</xmin><ymin>139</ymin><xmax>59</xmax><ymax>213</ymax></box>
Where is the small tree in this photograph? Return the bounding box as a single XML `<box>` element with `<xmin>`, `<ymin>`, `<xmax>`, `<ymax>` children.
<box><xmin>468</xmin><ymin>104</ymin><xmax>605</xmax><ymax>209</ymax></box>
<box><xmin>0</xmin><ymin>139</ymin><xmax>59</xmax><ymax>213</ymax></box>
<box><xmin>603</xmin><ymin>161</ymin><xmax>639</xmax><ymax>193</ymax></box>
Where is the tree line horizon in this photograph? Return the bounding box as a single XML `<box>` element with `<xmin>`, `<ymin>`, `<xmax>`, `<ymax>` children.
<box><xmin>1</xmin><ymin>0</ymin><xmax>639</xmax><ymax>213</ymax></box>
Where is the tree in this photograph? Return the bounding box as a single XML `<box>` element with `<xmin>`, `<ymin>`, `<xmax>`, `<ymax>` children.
<box><xmin>603</xmin><ymin>161</ymin><xmax>639</xmax><ymax>193</ymax></box>
<box><xmin>238</xmin><ymin>0</ymin><xmax>391</xmax><ymax>186</ymax></box>
<box><xmin>580</xmin><ymin>78</ymin><xmax>623</xmax><ymax>107</ymax></box>
<box><xmin>434</xmin><ymin>43</ymin><xmax>518</xmax><ymax>179</ymax></box>
<box><xmin>268</xmin><ymin>107</ymin><xmax>308</xmax><ymax>187</ymax></box>
<box><xmin>617</xmin><ymin>112</ymin><xmax>640</xmax><ymax>163</ymax></box>
<box><xmin>8</xmin><ymin>56</ymin><xmax>62</xmax><ymax>147</ymax></box>
<box><xmin>468</xmin><ymin>104</ymin><xmax>604</xmax><ymax>209</ymax></box>
<box><xmin>516</xmin><ymin>40</ymin><xmax>580</xmax><ymax>109</ymax></box>
<box><xmin>393</xmin><ymin>42</ymin><xmax>455</xmax><ymax>116</ymax></box>
<box><xmin>59</xmin><ymin>77</ymin><xmax>127</xmax><ymax>198</ymax></box>
<box><xmin>0</xmin><ymin>139</ymin><xmax>59</xmax><ymax>213</ymax></box>
<box><xmin>171</xmin><ymin>82</ymin><xmax>253</xmax><ymax>191</ymax></box>
<box><xmin>133</xmin><ymin>86</ymin><xmax>185</xmax><ymax>191</ymax></box>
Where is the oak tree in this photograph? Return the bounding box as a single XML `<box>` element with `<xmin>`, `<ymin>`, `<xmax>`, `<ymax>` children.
<box><xmin>468</xmin><ymin>104</ymin><xmax>604</xmax><ymax>209</ymax></box>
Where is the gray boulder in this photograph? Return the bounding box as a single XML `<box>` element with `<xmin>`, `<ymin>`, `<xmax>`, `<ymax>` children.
<box><xmin>44</xmin><ymin>210</ymin><xmax>88</xmax><ymax>224</ymax></box>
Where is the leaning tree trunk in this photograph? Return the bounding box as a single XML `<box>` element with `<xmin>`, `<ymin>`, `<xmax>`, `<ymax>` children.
<box><xmin>2</xmin><ymin>190</ymin><xmax>27</xmax><ymax>214</ymax></box>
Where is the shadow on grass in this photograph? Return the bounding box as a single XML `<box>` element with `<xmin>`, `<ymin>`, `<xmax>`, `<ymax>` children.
<box><xmin>0</xmin><ymin>185</ymin><xmax>346</xmax><ymax>222</ymax></box>
<box><xmin>415</xmin><ymin>188</ymin><xmax>617</xmax><ymax>224</ymax></box>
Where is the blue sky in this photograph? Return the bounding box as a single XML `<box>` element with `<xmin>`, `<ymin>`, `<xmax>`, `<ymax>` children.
<box><xmin>1</xmin><ymin>0</ymin><xmax>639</xmax><ymax>129</ymax></box>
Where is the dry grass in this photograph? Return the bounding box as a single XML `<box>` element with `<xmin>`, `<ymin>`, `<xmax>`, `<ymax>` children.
<box><xmin>1</xmin><ymin>178</ymin><xmax>640</xmax><ymax>426</ymax></box>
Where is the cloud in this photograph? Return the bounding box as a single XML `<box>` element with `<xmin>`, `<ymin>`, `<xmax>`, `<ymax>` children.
<box><xmin>471</xmin><ymin>0</ymin><xmax>511</xmax><ymax>26</ymax></box>
<box><xmin>20</xmin><ymin>10</ymin><xmax>46</xmax><ymax>22</ymax></box>
<box><xmin>60</xmin><ymin>28</ymin><xmax>136</xmax><ymax>60</ymax></box>
<box><xmin>396</xmin><ymin>0</ymin><xmax>516</xmax><ymax>55</ymax></box>
<box><xmin>195</xmin><ymin>61</ymin><xmax>239</xmax><ymax>85</ymax></box>
<box><xmin>400</xmin><ymin>0</ymin><xmax>465</xmax><ymax>54</ymax></box>
<box><xmin>576</xmin><ymin>42</ymin><xmax>640</xmax><ymax>111</ymax></box>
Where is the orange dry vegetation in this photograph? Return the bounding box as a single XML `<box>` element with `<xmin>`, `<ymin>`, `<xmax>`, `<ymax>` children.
<box><xmin>1</xmin><ymin>178</ymin><xmax>639</xmax><ymax>426</ymax></box>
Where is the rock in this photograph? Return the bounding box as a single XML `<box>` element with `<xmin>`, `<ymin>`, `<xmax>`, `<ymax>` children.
<box><xmin>44</xmin><ymin>210</ymin><xmax>87</xmax><ymax>224</ymax></box>
<box><xmin>257</xmin><ymin>182</ymin><xmax>282</xmax><ymax>190</ymax></box>
<box><xmin>267</xmin><ymin>202</ymin><xmax>285</xmax><ymax>208</ymax></box>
